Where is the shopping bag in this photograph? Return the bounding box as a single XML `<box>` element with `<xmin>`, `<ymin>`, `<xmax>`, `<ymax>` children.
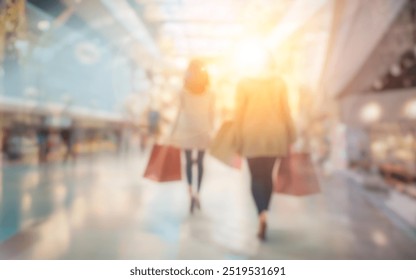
<box><xmin>274</xmin><ymin>153</ymin><xmax>320</xmax><ymax>196</ymax></box>
<box><xmin>143</xmin><ymin>144</ymin><xmax>182</xmax><ymax>182</ymax></box>
<box><xmin>209</xmin><ymin>120</ymin><xmax>241</xmax><ymax>169</ymax></box>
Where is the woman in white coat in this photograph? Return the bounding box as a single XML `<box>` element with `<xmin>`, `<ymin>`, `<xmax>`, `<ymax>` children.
<box><xmin>171</xmin><ymin>59</ymin><xmax>215</xmax><ymax>213</ymax></box>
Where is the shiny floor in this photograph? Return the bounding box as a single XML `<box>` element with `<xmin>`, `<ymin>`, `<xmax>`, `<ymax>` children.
<box><xmin>0</xmin><ymin>149</ymin><xmax>416</xmax><ymax>260</ymax></box>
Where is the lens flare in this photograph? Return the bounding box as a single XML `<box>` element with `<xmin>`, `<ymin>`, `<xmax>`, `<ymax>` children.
<box><xmin>232</xmin><ymin>39</ymin><xmax>270</xmax><ymax>77</ymax></box>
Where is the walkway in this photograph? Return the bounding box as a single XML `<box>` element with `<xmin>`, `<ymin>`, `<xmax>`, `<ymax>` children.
<box><xmin>0</xmin><ymin>150</ymin><xmax>415</xmax><ymax>259</ymax></box>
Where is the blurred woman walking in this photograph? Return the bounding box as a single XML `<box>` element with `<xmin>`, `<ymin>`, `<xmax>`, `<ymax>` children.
<box><xmin>171</xmin><ymin>59</ymin><xmax>215</xmax><ymax>213</ymax></box>
<box><xmin>234</xmin><ymin>46</ymin><xmax>296</xmax><ymax>240</ymax></box>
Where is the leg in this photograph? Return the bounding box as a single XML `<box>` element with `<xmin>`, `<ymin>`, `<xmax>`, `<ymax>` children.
<box><xmin>184</xmin><ymin>149</ymin><xmax>195</xmax><ymax>213</ymax></box>
<box><xmin>247</xmin><ymin>157</ymin><xmax>277</xmax><ymax>240</ymax></box>
<box><xmin>261</xmin><ymin>157</ymin><xmax>278</xmax><ymax>212</ymax></box>
<box><xmin>69</xmin><ymin>144</ymin><xmax>76</xmax><ymax>162</ymax></box>
<box><xmin>248</xmin><ymin>158</ymin><xmax>267</xmax><ymax>240</ymax></box>
<box><xmin>64</xmin><ymin>143</ymin><xmax>70</xmax><ymax>162</ymax></box>
<box><xmin>196</xmin><ymin>150</ymin><xmax>205</xmax><ymax>193</ymax></box>
<box><xmin>184</xmin><ymin>149</ymin><xmax>193</xmax><ymax>187</ymax></box>
<box><xmin>248</xmin><ymin>158</ymin><xmax>267</xmax><ymax>215</ymax></box>
<box><xmin>192</xmin><ymin>150</ymin><xmax>205</xmax><ymax>211</ymax></box>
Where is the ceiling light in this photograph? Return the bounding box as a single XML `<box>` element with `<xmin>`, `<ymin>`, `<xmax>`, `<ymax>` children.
<box><xmin>360</xmin><ymin>102</ymin><xmax>382</xmax><ymax>123</ymax></box>
<box><xmin>403</xmin><ymin>99</ymin><xmax>416</xmax><ymax>119</ymax></box>
<box><xmin>232</xmin><ymin>38</ymin><xmax>269</xmax><ymax>77</ymax></box>
<box><xmin>37</xmin><ymin>20</ymin><xmax>50</xmax><ymax>31</ymax></box>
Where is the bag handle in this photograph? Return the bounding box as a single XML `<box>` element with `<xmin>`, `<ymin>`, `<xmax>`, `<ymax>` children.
<box><xmin>171</xmin><ymin>92</ymin><xmax>183</xmax><ymax>136</ymax></box>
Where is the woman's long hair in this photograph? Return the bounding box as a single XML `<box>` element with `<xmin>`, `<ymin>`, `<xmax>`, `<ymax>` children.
<box><xmin>184</xmin><ymin>59</ymin><xmax>209</xmax><ymax>94</ymax></box>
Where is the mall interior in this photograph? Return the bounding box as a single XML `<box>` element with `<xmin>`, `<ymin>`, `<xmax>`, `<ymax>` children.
<box><xmin>0</xmin><ymin>0</ymin><xmax>416</xmax><ymax>260</ymax></box>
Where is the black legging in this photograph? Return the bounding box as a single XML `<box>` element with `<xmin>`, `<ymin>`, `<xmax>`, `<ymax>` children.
<box><xmin>185</xmin><ymin>149</ymin><xmax>205</xmax><ymax>192</ymax></box>
<box><xmin>247</xmin><ymin>157</ymin><xmax>277</xmax><ymax>214</ymax></box>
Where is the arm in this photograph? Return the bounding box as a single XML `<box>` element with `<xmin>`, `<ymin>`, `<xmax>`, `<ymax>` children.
<box><xmin>170</xmin><ymin>91</ymin><xmax>183</xmax><ymax>137</ymax></box>
<box><xmin>234</xmin><ymin>80</ymin><xmax>247</xmax><ymax>153</ymax></box>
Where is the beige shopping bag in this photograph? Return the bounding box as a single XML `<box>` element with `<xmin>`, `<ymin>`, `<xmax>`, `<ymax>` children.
<box><xmin>209</xmin><ymin>120</ymin><xmax>241</xmax><ymax>169</ymax></box>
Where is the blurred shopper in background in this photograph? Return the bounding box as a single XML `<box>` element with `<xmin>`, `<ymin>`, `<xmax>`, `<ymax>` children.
<box><xmin>138</xmin><ymin>110</ymin><xmax>150</xmax><ymax>153</ymax></box>
<box><xmin>61</xmin><ymin>126</ymin><xmax>76</xmax><ymax>162</ymax></box>
<box><xmin>148</xmin><ymin>106</ymin><xmax>161</xmax><ymax>140</ymax></box>
<box><xmin>234</xmin><ymin>46</ymin><xmax>296</xmax><ymax>241</ymax></box>
<box><xmin>139</xmin><ymin>99</ymin><xmax>169</xmax><ymax>150</ymax></box>
<box><xmin>2</xmin><ymin>128</ymin><xmax>10</xmax><ymax>161</ymax></box>
<box><xmin>171</xmin><ymin>59</ymin><xmax>215</xmax><ymax>213</ymax></box>
<box><xmin>37</xmin><ymin>127</ymin><xmax>49</xmax><ymax>163</ymax></box>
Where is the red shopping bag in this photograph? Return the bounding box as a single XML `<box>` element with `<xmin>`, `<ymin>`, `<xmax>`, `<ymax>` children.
<box><xmin>143</xmin><ymin>144</ymin><xmax>182</xmax><ymax>182</ymax></box>
<box><xmin>274</xmin><ymin>153</ymin><xmax>320</xmax><ymax>196</ymax></box>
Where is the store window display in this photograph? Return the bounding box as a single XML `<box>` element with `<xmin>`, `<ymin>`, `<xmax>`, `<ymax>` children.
<box><xmin>370</xmin><ymin>123</ymin><xmax>416</xmax><ymax>199</ymax></box>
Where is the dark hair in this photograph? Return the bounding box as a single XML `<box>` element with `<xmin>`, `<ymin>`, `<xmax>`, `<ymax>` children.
<box><xmin>184</xmin><ymin>59</ymin><xmax>209</xmax><ymax>94</ymax></box>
